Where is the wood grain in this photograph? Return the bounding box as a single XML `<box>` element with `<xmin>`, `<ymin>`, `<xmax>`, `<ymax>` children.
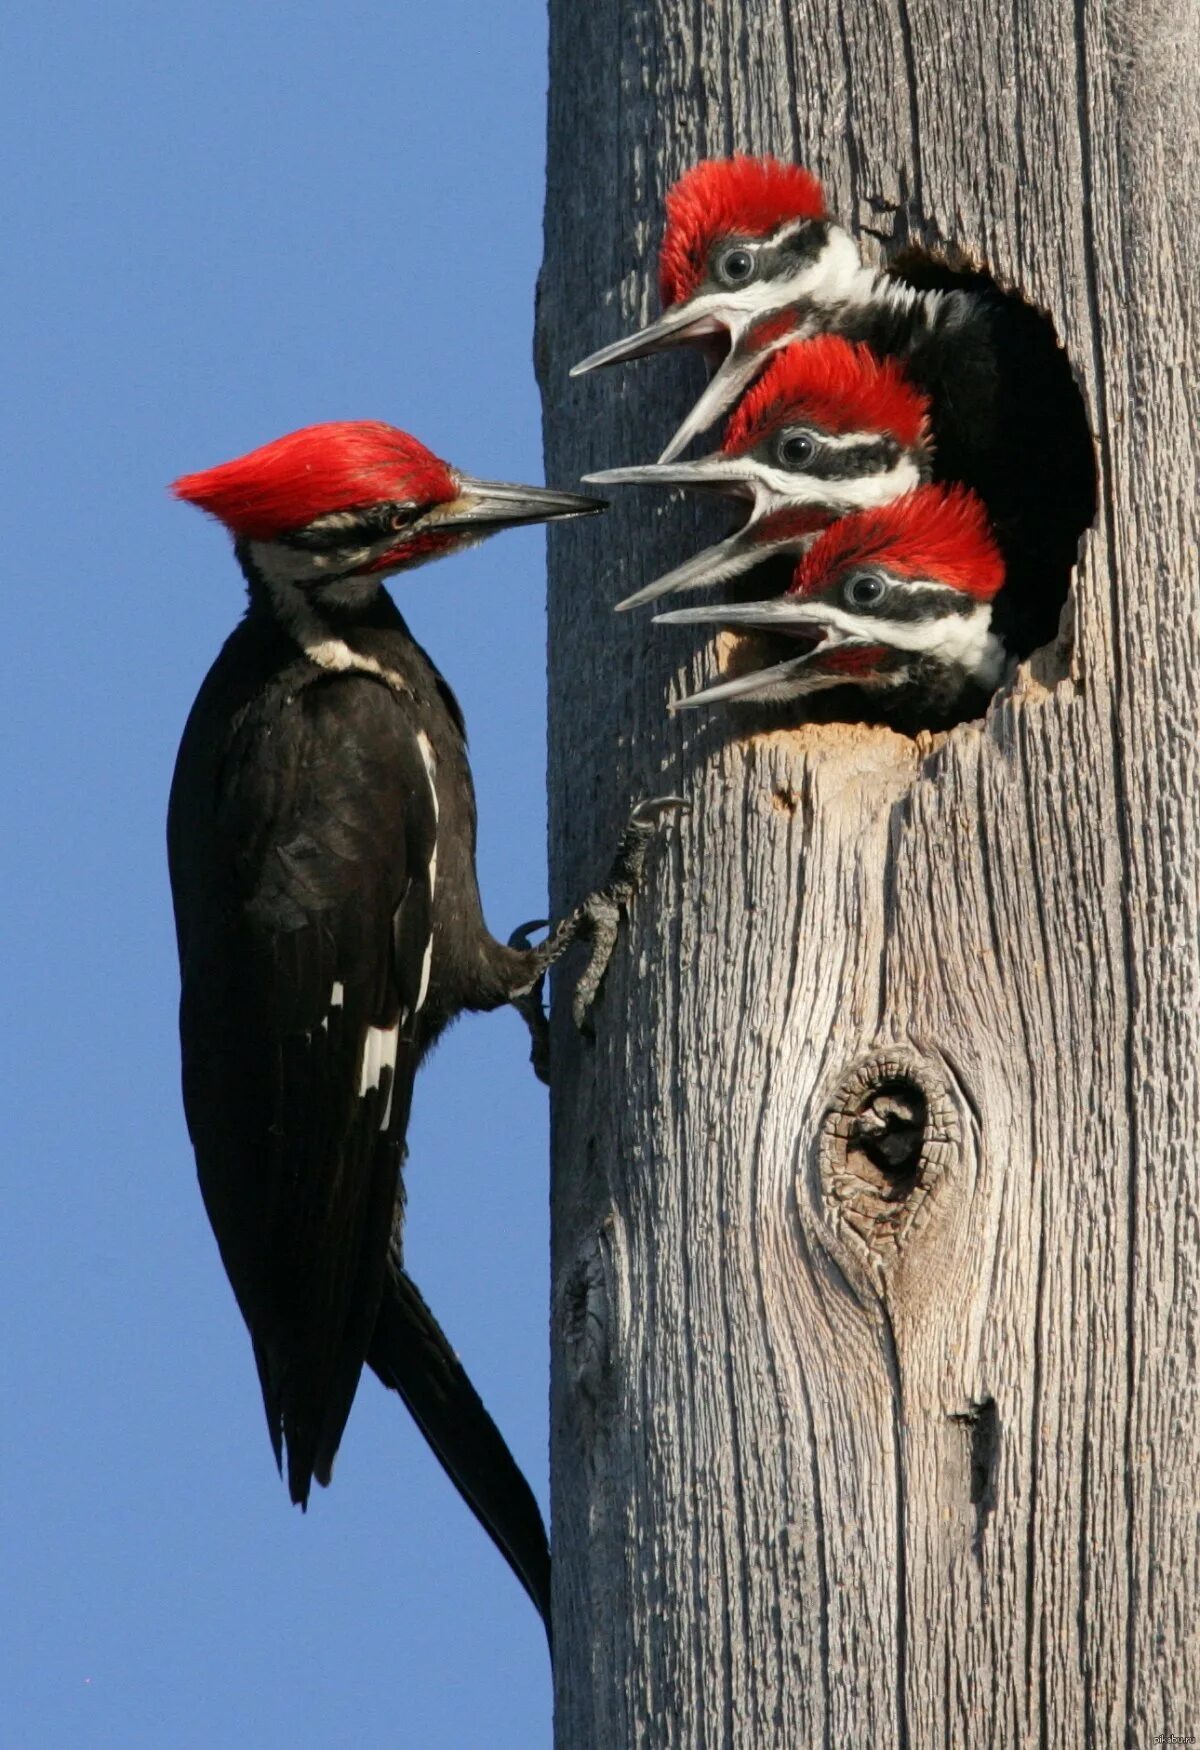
<box><xmin>538</xmin><ymin>0</ymin><xmax>1198</xmax><ymax>1741</ymax></box>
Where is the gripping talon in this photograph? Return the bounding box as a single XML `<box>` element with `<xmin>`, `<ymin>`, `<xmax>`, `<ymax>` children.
<box><xmin>507</xmin><ymin>794</ymin><xmax>686</xmax><ymax>1070</ymax></box>
<box><xmin>570</xmin><ymin>897</ymin><xmax>622</xmax><ymax>1032</ymax></box>
<box><xmin>567</xmin><ymin>793</ymin><xmax>687</xmax><ymax>1029</ymax></box>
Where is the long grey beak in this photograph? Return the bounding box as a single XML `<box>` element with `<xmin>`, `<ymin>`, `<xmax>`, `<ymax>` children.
<box><xmin>615</xmin><ymin>527</ymin><xmax>767</xmax><ymax>612</ymax></box>
<box><xmin>655</xmin><ymin>598</ymin><xmax>833</xmax><ymax>631</ymax></box>
<box><xmin>582</xmin><ymin>456</ymin><xmax>753</xmax><ymax>497</ymax></box>
<box><xmin>580</xmin><ymin>455</ymin><xmax>756</xmax><ymax>611</ymax></box>
<box><xmin>672</xmin><ymin>641</ymin><xmax>847</xmax><ymax>710</ymax></box>
<box><xmin>570</xmin><ymin>304</ymin><xmax>730</xmax><ymax>377</ymax></box>
<box><xmin>657</xmin><ymin>348</ymin><xmax>769</xmax><ymax>463</ymax></box>
<box><xmin>434</xmin><ymin>477</ymin><xmax>604</xmax><ymax>532</ymax></box>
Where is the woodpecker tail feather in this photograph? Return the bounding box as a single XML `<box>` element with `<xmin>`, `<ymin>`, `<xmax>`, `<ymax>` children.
<box><xmin>367</xmin><ymin>1261</ymin><xmax>553</xmax><ymax>1646</ymax></box>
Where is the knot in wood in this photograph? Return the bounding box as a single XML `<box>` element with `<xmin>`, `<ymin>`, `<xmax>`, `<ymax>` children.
<box><xmin>818</xmin><ymin>1049</ymin><xmax>959</xmax><ymax>1267</ymax></box>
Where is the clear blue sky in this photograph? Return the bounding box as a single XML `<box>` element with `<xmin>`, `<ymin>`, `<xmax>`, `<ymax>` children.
<box><xmin>4</xmin><ymin>3</ymin><xmax>570</xmax><ymax>1743</ymax></box>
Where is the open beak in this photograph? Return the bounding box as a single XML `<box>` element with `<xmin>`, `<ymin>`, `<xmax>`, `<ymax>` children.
<box><xmin>615</xmin><ymin>525</ymin><xmax>767</xmax><ymax>612</ymax></box>
<box><xmin>582</xmin><ymin>458</ymin><xmax>830</xmax><ymax>612</ymax></box>
<box><xmin>655</xmin><ymin>598</ymin><xmax>862</xmax><ymax>709</ymax></box>
<box><xmin>582</xmin><ymin>455</ymin><xmax>759</xmax><ymax>611</ymax></box>
<box><xmin>657</xmin><ymin>345</ymin><xmax>769</xmax><ymax>462</ymax></box>
<box><xmin>570</xmin><ymin>297</ymin><xmax>740</xmax><ymax>377</ymax></box>
<box><xmin>669</xmin><ymin>641</ymin><xmax>855</xmax><ymax>709</ymax></box>
<box><xmin>431</xmin><ymin>477</ymin><xmax>605</xmax><ymax>533</ymax></box>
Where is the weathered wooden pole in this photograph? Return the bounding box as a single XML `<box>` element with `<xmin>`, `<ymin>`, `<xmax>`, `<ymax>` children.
<box><xmin>537</xmin><ymin>0</ymin><xmax>1198</xmax><ymax>1742</ymax></box>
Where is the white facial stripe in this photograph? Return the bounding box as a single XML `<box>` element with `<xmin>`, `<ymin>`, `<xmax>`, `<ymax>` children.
<box><xmin>817</xmin><ymin>427</ymin><xmax>894</xmax><ymax>450</ymax></box>
<box><xmin>249</xmin><ymin>551</ymin><xmax>414</xmax><ymax>696</ymax></box>
<box><xmin>794</xmin><ymin>592</ymin><xmax>1002</xmax><ymax>681</ymax></box>
<box><xmin>883</xmin><ymin>584</ymin><xmax>1002</xmax><ymax>680</ymax></box>
<box><xmin>746</xmin><ymin>456</ymin><xmax>921</xmax><ymax>518</ymax></box>
<box><xmin>790</xmin><ymin>227</ymin><xmax>866</xmax><ymax>306</ymax></box>
<box><xmin>738</xmin><ymin>227</ymin><xmax>933</xmax><ymax>328</ymax></box>
<box><xmin>722</xmin><ymin>230</ymin><xmax>868</xmax><ymax>333</ymax></box>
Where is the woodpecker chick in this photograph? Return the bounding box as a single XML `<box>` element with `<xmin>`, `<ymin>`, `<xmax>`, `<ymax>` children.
<box><xmin>572</xmin><ymin>156</ymin><xmax>852</xmax><ymax>459</ymax></box>
<box><xmin>167</xmin><ymin>420</ymin><xmax>668</xmax><ymax>1631</ymax></box>
<box><xmin>574</xmin><ymin>156</ymin><xmax>1095</xmax><ymax>655</ymax></box>
<box><xmin>656</xmin><ymin>483</ymin><xmax>1006</xmax><ymax>725</ymax></box>
<box><xmin>586</xmin><ymin>335</ymin><xmax>932</xmax><ymax>609</ymax></box>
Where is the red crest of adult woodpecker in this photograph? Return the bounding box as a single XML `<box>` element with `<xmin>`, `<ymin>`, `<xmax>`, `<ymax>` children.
<box><xmin>585</xmin><ymin>336</ymin><xmax>933</xmax><ymax>609</ymax></box>
<box><xmin>167</xmin><ymin>418</ymin><xmax>681</xmax><ymax>1639</ymax></box>
<box><xmin>173</xmin><ymin>420</ymin><xmax>598</xmax><ymax>602</ymax></box>
<box><xmin>655</xmin><ymin>483</ymin><xmax>1006</xmax><ymax>716</ymax></box>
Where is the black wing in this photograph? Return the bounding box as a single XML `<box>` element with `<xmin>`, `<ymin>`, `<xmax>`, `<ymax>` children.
<box><xmin>170</xmin><ymin>656</ymin><xmax>438</xmax><ymax>1505</ymax></box>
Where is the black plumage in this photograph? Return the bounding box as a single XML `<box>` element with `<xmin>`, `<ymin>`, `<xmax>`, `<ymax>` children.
<box><xmin>166</xmin><ymin>428</ymin><xmax>638</xmax><ymax>1639</ymax></box>
<box><xmin>859</xmin><ymin>248</ymin><xmax>1099</xmax><ymax>658</ymax></box>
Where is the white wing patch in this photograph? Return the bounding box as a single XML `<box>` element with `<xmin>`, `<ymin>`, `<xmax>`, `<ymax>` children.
<box><xmin>412</xmin><ymin>726</ymin><xmax>438</xmax><ymax>1014</ymax></box>
<box><xmin>319</xmin><ymin>980</ymin><xmax>346</xmax><ymax>1033</ymax></box>
<box><xmin>359</xmin><ymin>1021</ymin><xmax>400</xmax><ymax>1132</ymax></box>
<box><xmin>359</xmin><ymin>1022</ymin><xmax>399</xmax><ymax>1095</ymax></box>
<box><xmin>351</xmin><ymin>733</ymin><xmax>441</xmax><ymax>1133</ymax></box>
<box><xmin>415</xmin><ymin>936</ymin><xmax>434</xmax><ymax>1016</ymax></box>
<box><xmin>415</xmin><ymin>730</ymin><xmax>439</xmax><ymax>821</ymax></box>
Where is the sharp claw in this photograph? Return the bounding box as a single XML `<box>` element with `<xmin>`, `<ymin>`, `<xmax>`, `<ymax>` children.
<box><xmin>629</xmin><ymin>794</ymin><xmax>688</xmax><ymax>824</ymax></box>
<box><xmin>511</xmin><ymin>979</ymin><xmax>551</xmax><ymax>1084</ymax></box>
<box><xmin>508</xmin><ymin>918</ymin><xmax>550</xmax><ymax>952</ymax></box>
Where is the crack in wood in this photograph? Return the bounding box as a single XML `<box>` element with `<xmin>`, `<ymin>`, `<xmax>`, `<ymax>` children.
<box><xmin>948</xmin><ymin>1395</ymin><xmax>1000</xmax><ymax>1561</ymax></box>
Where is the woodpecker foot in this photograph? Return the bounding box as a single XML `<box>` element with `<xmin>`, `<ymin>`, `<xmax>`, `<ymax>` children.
<box><xmin>508</xmin><ymin>797</ymin><xmax>685</xmax><ymax>1072</ymax></box>
<box><xmin>507</xmin><ymin>919</ymin><xmax>552</xmax><ymax>1086</ymax></box>
<box><xmin>550</xmin><ymin>795</ymin><xmax>687</xmax><ymax>1032</ymax></box>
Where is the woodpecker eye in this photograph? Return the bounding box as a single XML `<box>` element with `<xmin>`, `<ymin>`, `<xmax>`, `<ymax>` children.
<box><xmin>716</xmin><ymin>246</ymin><xmax>756</xmax><ymax>286</ymax></box>
<box><xmin>844</xmin><ymin>572</ymin><xmax>888</xmax><ymax>609</ymax></box>
<box><xmin>387</xmin><ymin>503</ymin><xmax>420</xmax><ymax>533</ymax></box>
<box><xmin>777</xmin><ymin>429</ymin><xmax>817</xmax><ymax>469</ymax></box>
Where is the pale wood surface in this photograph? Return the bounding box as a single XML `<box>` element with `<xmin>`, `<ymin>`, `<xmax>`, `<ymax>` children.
<box><xmin>537</xmin><ymin>1</ymin><xmax>1198</xmax><ymax>1742</ymax></box>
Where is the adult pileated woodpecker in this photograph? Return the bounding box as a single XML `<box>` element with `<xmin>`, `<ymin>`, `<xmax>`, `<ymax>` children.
<box><xmin>656</xmin><ymin>483</ymin><xmax>1007</xmax><ymax>728</ymax></box>
<box><xmin>168</xmin><ymin>420</ymin><xmax>671</xmax><ymax>1634</ymax></box>
<box><xmin>573</xmin><ymin>156</ymin><xmax>1095</xmax><ymax>659</ymax></box>
<box><xmin>587</xmin><ymin>334</ymin><xmax>933</xmax><ymax>609</ymax></box>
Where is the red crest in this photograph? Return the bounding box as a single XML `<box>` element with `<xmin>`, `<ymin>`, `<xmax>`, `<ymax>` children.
<box><xmin>658</xmin><ymin>157</ymin><xmax>827</xmax><ymax>307</ymax></box>
<box><xmin>724</xmin><ymin>336</ymin><xmax>931</xmax><ymax>455</ymax></box>
<box><xmin>172</xmin><ymin>422</ymin><xmax>457</xmax><ymax>540</ymax></box>
<box><xmin>793</xmin><ymin>485</ymin><xmax>1005</xmax><ymax>601</ymax></box>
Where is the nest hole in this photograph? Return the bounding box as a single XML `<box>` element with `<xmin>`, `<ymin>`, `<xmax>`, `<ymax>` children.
<box><xmin>699</xmin><ymin>247</ymin><xmax>1098</xmax><ymax>734</ymax></box>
